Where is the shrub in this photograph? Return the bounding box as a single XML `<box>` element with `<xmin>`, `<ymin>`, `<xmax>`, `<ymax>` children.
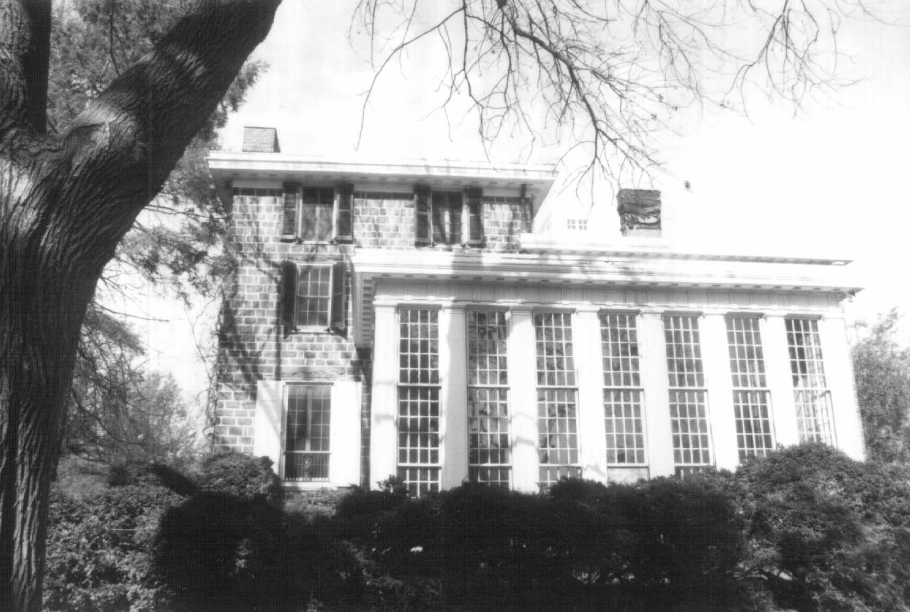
<box><xmin>193</xmin><ymin>452</ymin><xmax>281</xmax><ymax>502</ymax></box>
<box><xmin>44</xmin><ymin>482</ymin><xmax>183</xmax><ymax>612</ymax></box>
<box><xmin>729</xmin><ymin>443</ymin><xmax>910</xmax><ymax>611</ymax></box>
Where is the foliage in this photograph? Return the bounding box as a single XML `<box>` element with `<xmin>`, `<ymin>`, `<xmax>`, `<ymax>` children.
<box><xmin>724</xmin><ymin>444</ymin><xmax>910</xmax><ymax>611</ymax></box>
<box><xmin>50</xmin><ymin>0</ymin><xmax>264</xmax><ymax>300</ymax></box>
<box><xmin>332</xmin><ymin>478</ymin><xmax>747</xmax><ymax>609</ymax></box>
<box><xmin>44</xmin><ymin>481</ymin><xmax>183</xmax><ymax>612</ymax></box>
<box><xmin>852</xmin><ymin>309</ymin><xmax>910</xmax><ymax>463</ymax></box>
<box><xmin>66</xmin><ymin>305</ymin><xmax>200</xmax><ymax>467</ymax></box>
<box><xmin>193</xmin><ymin>452</ymin><xmax>282</xmax><ymax>503</ymax></box>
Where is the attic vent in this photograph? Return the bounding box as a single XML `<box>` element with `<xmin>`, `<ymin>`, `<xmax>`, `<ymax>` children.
<box><xmin>617</xmin><ymin>189</ymin><xmax>661</xmax><ymax>238</ymax></box>
<box><xmin>242</xmin><ymin>127</ymin><xmax>280</xmax><ymax>153</ymax></box>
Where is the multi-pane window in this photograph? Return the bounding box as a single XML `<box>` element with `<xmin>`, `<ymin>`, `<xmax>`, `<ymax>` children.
<box><xmin>726</xmin><ymin>316</ymin><xmax>774</xmax><ymax>458</ymax></box>
<box><xmin>280</xmin><ymin>183</ymin><xmax>353</xmax><ymax>243</ymax></box>
<box><xmin>600</xmin><ymin>313</ymin><xmax>646</xmax><ymax>465</ymax></box>
<box><xmin>414</xmin><ymin>187</ymin><xmax>483</xmax><ymax>246</ymax></box>
<box><xmin>284</xmin><ymin>385</ymin><xmax>331</xmax><ymax>481</ymax></box>
<box><xmin>467</xmin><ymin>311</ymin><xmax>511</xmax><ymax>488</ymax></box>
<box><xmin>431</xmin><ymin>192</ymin><xmax>463</xmax><ymax>245</ymax></box>
<box><xmin>535</xmin><ymin>312</ymin><xmax>581</xmax><ymax>488</ymax></box>
<box><xmin>281</xmin><ymin>262</ymin><xmax>346</xmax><ymax>333</ymax></box>
<box><xmin>397</xmin><ymin>309</ymin><xmax>441</xmax><ymax>496</ymax></box>
<box><xmin>566</xmin><ymin>218</ymin><xmax>588</xmax><ymax>231</ymax></box>
<box><xmin>786</xmin><ymin>318</ymin><xmax>834</xmax><ymax>444</ymax></box>
<box><xmin>300</xmin><ymin>187</ymin><xmax>335</xmax><ymax>242</ymax></box>
<box><xmin>664</xmin><ymin>315</ymin><xmax>713</xmax><ymax>473</ymax></box>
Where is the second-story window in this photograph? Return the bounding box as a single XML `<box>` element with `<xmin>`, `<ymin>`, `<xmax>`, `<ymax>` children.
<box><xmin>281</xmin><ymin>261</ymin><xmax>346</xmax><ymax>333</ymax></box>
<box><xmin>281</xmin><ymin>182</ymin><xmax>353</xmax><ymax>243</ymax></box>
<box><xmin>415</xmin><ymin>186</ymin><xmax>483</xmax><ymax>246</ymax></box>
<box><xmin>664</xmin><ymin>314</ymin><xmax>713</xmax><ymax>475</ymax></box>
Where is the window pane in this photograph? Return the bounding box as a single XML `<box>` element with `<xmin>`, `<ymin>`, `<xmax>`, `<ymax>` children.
<box><xmin>284</xmin><ymin>385</ymin><xmax>331</xmax><ymax>482</ymax></box>
<box><xmin>295</xmin><ymin>266</ymin><xmax>332</xmax><ymax>328</ymax></box>
<box><xmin>431</xmin><ymin>192</ymin><xmax>462</xmax><ymax>245</ymax></box>
<box><xmin>300</xmin><ymin>187</ymin><xmax>334</xmax><ymax>242</ymax></box>
<box><xmin>664</xmin><ymin>316</ymin><xmax>712</xmax><ymax>467</ymax></box>
<box><xmin>398</xmin><ymin>309</ymin><xmax>441</xmax><ymax>496</ymax></box>
<box><xmin>726</xmin><ymin>317</ymin><xmax>774</xmax><ymax>458</ymax></box>
<box><xmin>535</xmin><ymin>312</ymin><xmax>578</xmax><ymax>488</ymax></box>
<box><xmin>786</xmin><ymin>319</ymin><xmax>834</xmax><ymax>444</ymax></box>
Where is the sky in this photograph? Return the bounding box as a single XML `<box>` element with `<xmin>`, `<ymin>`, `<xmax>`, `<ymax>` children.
<box><xmin>140</xmin><ymin>0</ymin><xmax>910</xmax><ymax>401</ymax></box>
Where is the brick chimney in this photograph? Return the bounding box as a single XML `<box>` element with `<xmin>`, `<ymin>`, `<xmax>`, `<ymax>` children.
<box><xmin>617</xmin><ymin>189</ymin><xmax>661</xmax><ymax>238</ymax></box>
<box><xmin>242</xmin><ymin>126</ymin><xmax>280</xmax><ymax>153</ymax></box>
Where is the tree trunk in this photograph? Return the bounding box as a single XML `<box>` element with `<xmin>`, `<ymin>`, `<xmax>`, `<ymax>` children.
<box><xmin>0</xmin><ymin>1</ymin><xmax>282</xmax><ymax>609</ymax></box>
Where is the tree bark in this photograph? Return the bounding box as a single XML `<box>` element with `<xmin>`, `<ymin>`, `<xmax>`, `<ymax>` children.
<box><xmin>0</xmin><ymin>1</ymin><xmax>281</xmax><ymax>609</ymax></box>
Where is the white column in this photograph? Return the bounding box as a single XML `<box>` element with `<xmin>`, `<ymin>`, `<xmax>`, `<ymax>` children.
<box><xmin>369</xmin><ymin>302</ymin><xmax>398</xmax><ymax>489</ymax></box>
<box><xmin>508</xmin><ymin>306</ymin><xmax>540</xmax><ymax>493</ymax></box>
<box><xmin>440</xmin><ymin>304</ymin><xmax>469</xmax><ymax>488</ymax></box>
<box><xmin>764</xmin><ymin>315</ymin><xmax>800</xmax><ymax>448</ymax></box>
<box><xmin>574</xmin><ymin>307</ymin><xmax>607</xmax><ymax>482</ymax></box>
<box><xmin>639</xmin><ymin>311</ymin><xmax>673</xmax><ymax>477</ymax></box>
<box><xmin>701</xmin><ymin>313</ymin><xmax>738</xmax><ymax>471</ymax></box>
<box><xmin>819</xmin><ymin>316</ymin><xmax>866</xmax><ymax>460</ymax></box>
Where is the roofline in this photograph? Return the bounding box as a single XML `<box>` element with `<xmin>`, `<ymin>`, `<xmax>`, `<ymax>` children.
<box><xmin>207</xmin><ymin>152</ymin><xmax>558</xmax><ymax>205</ymax></box>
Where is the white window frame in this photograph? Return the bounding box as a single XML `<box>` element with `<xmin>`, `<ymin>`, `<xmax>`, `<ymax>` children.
<box><xmin>280</xmin><ymin>183</ymin><xmax>354</xmax><ymax>243</ymax></box>
<box><xmin>534</xmin><ymin>310</ymin><xmax>581</xmax><ymax>489</ymax></box>
<box><xmin>726</xmin><ymin>315</ymin><xmax>775</xmax><ymax>458</ymax></box>
<box><xmin>281</xmin><ymin>383</ymin><xmax>332</xmax><ymax>482</ymax></box>
<box><xmin>600</xmin><ymin>311</ymin><xmax>647</xmax><ymax>466</ymax></box>
<box><xmin>282</xmin><ymin>261</ymin><xmax>345</xmax><ymax>333</ymax></box>
<box><xmin>396</xmin><ymin>307</ymin><xmax>442</xmax><ymax>497</ymax></box>
<box><xmin>415</xmin><ymin>187</ymin><xmax>483</xmax><ymax>247</ymax></box>
<box><xmin>663</xmin><ymin>314</ymin><xmax>714</xmax><ymax>475</ymax></box>
<box><xmin>785</xmin><ymin>317</ymin><xmax>835</xmax><ymax>445</ymax></box>
<box><xmin>466</xmin><ymin>309</ymin><xmax>512</xmax><ymax>488</ymax></box>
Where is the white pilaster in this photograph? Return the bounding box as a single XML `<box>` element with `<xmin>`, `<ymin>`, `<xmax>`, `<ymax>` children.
<box><xmin>508</xmin><ymin>306</ymin><xmax>540</xmax><ymax>493</ymax></box>
<box><xmin>819</xmin><ymin>316</ymin><xmax>866</xmax><ymax>460</ymax></box>
<box><xmin>369</xmin><ymin>302</ymin><xmax>398</xmax><ymax>488</ymax></box>
<box><xmin>764</xmin><ymin>315</ymin><xmax>800</xmax><ymax>448</ymax></box>
<box><xmin>701</xmin><ymin>313</ymin><xmax>737</xmax><ymax>471</ymax></box>
<box><xmin>440</xmin><ymin>304</ymin><xmax>469</xmax><ymax>487</ymax></box>
<box><xmin>639</xmin><ymin>312</ymin><xmax>673</xmax><ymax>477</ymax></box>
<box><xmin>574</xmin><ymin>307</ymin><xmax>608</xmax><ymax>482</ymax></box>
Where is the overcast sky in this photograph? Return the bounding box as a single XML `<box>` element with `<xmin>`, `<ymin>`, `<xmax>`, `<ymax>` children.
<box><xmin>144</xmin><ymin>0</ymin><xmax>910</xmax><ymax>399</ymax></box>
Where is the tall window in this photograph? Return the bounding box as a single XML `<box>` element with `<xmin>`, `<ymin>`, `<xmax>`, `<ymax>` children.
<box><xmin>284</xmin><ymin>385</ymin><xmax>331</xmax><ymax>481</ymax></box>
<box><xmin>601</xmin><ymin>313</ymin><xmax>645</xmax><ymax>465</ymax></box>
<box><xmin>397</xmin><ymin>309</ymin><xmax>441</xmax><ymax>496</ymax></box>
<box><xmin>535</xmin><ymin>312</ymin><xmax>580</xmax><ymax>487</ymax></box>
<box><xmin>727</xmin><ymin>316</ymin><xmax>774</xmax><ymax>458</ymax></box>
<box><xmin>467</xmin><ymin>311</ymin><xmax>511</xmax><ymax>487</ymax></box>
<box><xmin>786</xmin><ymin>318</ymin><xmax>834</xmax><ymax>444</ymax></box>
<box><xmin>664</xmin><ymin>315</ymin><xmax>713</xmax><ymax>474</ymax></box>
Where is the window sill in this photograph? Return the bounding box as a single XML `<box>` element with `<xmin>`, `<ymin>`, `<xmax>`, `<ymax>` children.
<box><xmin>281</xmin><ymin>481</ymin><xmax>343</xmax><ymax>491</ymax></box>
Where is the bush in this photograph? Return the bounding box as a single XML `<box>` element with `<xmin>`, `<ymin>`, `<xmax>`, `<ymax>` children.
<box><xmin>44</xmin><ymin>482</ymin><xmax>183</xmax><ymax>612</ymax></box>
<box><xmin>333</xmin><ymin>478</ymin><xmax>747</xmax><ymax>609</ymax></box>
<box><xmin>193</xmin><ymin>452</ymin><xmax>282</xmax><ymax>502</ymax></box>
<box><xmin>728</xmin><ymin>443</ymin><xmax>910</xmax><ymax>611</ymax></box>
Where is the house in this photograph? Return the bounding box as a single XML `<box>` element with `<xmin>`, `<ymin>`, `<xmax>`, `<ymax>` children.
<box><xmin>208</xmin><ymin>129</ymin><xmax>864</xmax><ymax>496</ymax></box>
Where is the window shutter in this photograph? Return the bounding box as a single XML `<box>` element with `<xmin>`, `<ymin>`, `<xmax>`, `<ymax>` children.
<box><xmin>330</xmin><ymin>261</ymin><xmax>347</xmax><ymax>333</ymax></box>
<box><xmin>254</xmin><ymin>380</ymin><xmax>283</xmax><ymax>471</ymax></box>
<box><xmin>281</xmin><ymin>261</ymin><xmax>298</xmax><ymax>333</ymax></box>
<box><xmin>465</xmin><ymin>187</ymin><xmax>483</xmax><ymax>245</ymax></box>
<box><xmin>415</xmin><ymin>185</ymin><xmax>431</xmax><ymax>245</ymax></box>
<box><xmin>281</xmin><ymin>182</ymin><xmax>299</xmax><ymax>240</ymax></box>
<box><xmin>335</xmin><ymin>183</ymin><xmax>354</xmax><ymax>243</ymax></box>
